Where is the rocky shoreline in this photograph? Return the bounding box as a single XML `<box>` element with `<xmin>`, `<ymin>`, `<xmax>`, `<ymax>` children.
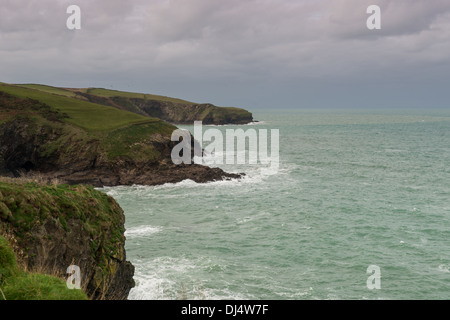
<box><xmin>52</xmin><ymin>162</ymin><xmax>242</xmax><ymax>188</ymax></box>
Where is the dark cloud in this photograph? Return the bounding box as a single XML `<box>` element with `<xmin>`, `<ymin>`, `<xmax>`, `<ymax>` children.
<box><xmin>1</xmin><ymin>0</ymin><xmax>450</xmax><ymax>108</ymax></box>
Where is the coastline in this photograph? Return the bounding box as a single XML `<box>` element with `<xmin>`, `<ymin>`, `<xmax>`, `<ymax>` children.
<box><xmin>0</xmin><ymin>83</ymin><xmax>250</xmax><ymax>300</ymax></box>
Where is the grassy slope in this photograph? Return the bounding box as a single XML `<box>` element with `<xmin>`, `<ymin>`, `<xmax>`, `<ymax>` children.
<box><xmin>1</xmin><ymin>83</ymin><xmax>160</xmax><ymax>132</ymax></box>
<box><xmin>15</xmin><ymin>84</ymin><xmax>195</xmax><ymax>105</ymax></box>
<box><xmin>0</xmin><ymin>82</ymin><xmax>250</xmax><ymax>164</ymax></box>
<box><xmin>0</xmin><ymin>180</ymin><xmax>123</xmax><ymax>239</ymax></box>
<box><xmin>13</xmin><ymin>83</ymin><xmax>252</xmax><ymax>124</ymax></box>
<box><xmin>0</xmin><ymin>235</ymin><xmax>88</xmax><ymax>300</ymax></box>
<box><xmin>0</xmin><ymin>83</ymin><xmax>177</xmax><ymax>162</ymax></box>
<box><xmin>85</xmin><ymin>88</ymin><xmax>252</xmax><ymax>123</ymax></box>
<box><xmin>16</xmin><ymin>84</ymin><xmax>79</xmax><ymax>98</ymax></box>
<box><xmin>86</xmin><ymin>87</ymin><xmax>196</xmax><ymax>105</ymax></box>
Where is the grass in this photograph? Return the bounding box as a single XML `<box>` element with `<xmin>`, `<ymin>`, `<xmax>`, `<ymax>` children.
<box><xmin>209</xmin><ymin>106</ymin><xmax>253</xmax><ymax>123</ymax></box>
<box><xmin>3</xmin><ymin>82</ymin><xmax>252</xmax><ymax>127</ymax></box>
<box><xmin>0</xmin><ymin>83</ymin><xmax>158</xmax><ymax>132</ymax></box>
<box><xmin>0</xmin><ymin>178</ymin><xmax>129</xmax><ymax>299</ymax></box>
<box><xmin>13</xmin><ymin>83</ymin><xmax>196</xmax><ymax>105</ymax></box>
<box><xmin>86</xmin><ymin>87</ymin><xmax>196</xmax><ymax>105</ymax></box>
<box><xmin>0</xmin><ymin>235</ymin><xmax>19</xmax><ymax>282</ymax></box>
<box><xmin>0</xmin><ymin>84</ymin><xmax>178</xmax><ymax>164</ymax></box>
<box><xmin>14</xmin><ymin>83</ymin><xmax>195</xmax><ymax>105</ymax></box>
<box><xmin>0</xmin><ymin>178</ymin><xmax>125</xmax><ymax>254</ymax></box>
<box><xmin>15</xmin><ymin>84</ymin><xmax>79</xmax><ymax>98</ymax></box>
<box><xmin>0</xmin><ymin>235</ymin><xmax>88</xmax><ymax>300</ymax></box>
<box><xmin>82</xmin><ymin>87</ymin><xmax>253</xmax><ymax>123</ymax></box>
<box><xmin>102</xmin><ymin>121</ymin><xmax>175</xmax><ymax>160</ymax></box>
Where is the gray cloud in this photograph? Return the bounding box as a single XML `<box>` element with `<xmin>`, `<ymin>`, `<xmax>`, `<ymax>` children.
<box><xmin>1</xmin><ymin>0</ymin><xmax>450</xmax><ymax>108</ymax></box>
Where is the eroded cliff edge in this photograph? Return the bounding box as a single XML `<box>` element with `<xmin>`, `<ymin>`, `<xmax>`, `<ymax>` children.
<box><xmin>0</xmin><ymin>180</ymin><xmax>134</xmax><ymax>299</ymax></box>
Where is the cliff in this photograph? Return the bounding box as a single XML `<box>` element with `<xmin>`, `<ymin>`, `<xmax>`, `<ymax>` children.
<box><xmin>0</xmin><ymin>84</ymin><xmax>241</xmax><ymax>186</ymax></box>
<box><xmin>0</xmin><ymin>235</ymin><xmax>89</xmax><ymax>300</ymax></box>
<box><xmin>0</xmin><ymin>82</ymin><xmax>244</xmax><ymax>300</ymax></box>
<box><xmin>0</xmin><ymin>179</ymin><xmax>134</xmax><ymax>299</ymax></box>
<box><xmin>78</xmin><ymin>92</ymin><xmax>253</xmax><ymax>125</ymax></box>
<box><xmin>17</xmin><ymin>84</ymin><xmax>254</xmax><ymax>125</ymax></box>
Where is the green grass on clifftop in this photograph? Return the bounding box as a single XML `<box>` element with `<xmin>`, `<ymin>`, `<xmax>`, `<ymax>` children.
<box><xmin>85</xmin><ymin>87</ymin><xmax>196</xmax><ymax>105</ymax></box>
<box><xmin>0</xmin><ymin>235</ymin><xmax>88</xmax><ymax>300</ymax></box>
<box><xmin>0</xmin><ymin>178</ymin><xmax>130</xmax><ymax>299</ymax></box>
<box><xmin>0</xmin><ymin>82</ymin><xmax>178</xmax><ymax>162</ymax></box>
<box><xmin>0</xmin><ymin>83</ymin><xmax>159</xmax><ymax>132</ymax></box>
<box><xmin>15</xmin><ymin>84</ymin><xmax>79</xmax><ymax>98</ymax></box>
<box><xmin>9</xmin><ymin>82</ymin><xmax>253</xmax><ymax>125</ymax></box>
<box><xmin>0</xmin><ymin>179</ymin><xmax>124</xmax><ymax>243</ymax></box>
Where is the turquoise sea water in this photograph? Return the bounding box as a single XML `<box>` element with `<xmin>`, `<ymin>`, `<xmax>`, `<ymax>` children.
<box><xmin>100</xmin><ymin>108</ymin><xmax>450</xmax><ymax>300</ymax></box>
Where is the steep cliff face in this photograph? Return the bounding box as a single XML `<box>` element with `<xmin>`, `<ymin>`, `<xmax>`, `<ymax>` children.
<box><xmin>0</xmin><ymin>235</ymin><xmax>89</xmax><ymax>300</ymax></box>
<box><xmin>10</xmin><ymin>84</ymin><xmax>254</xmax><ymax>125</ymax></box>
<box><xmin>0</xmin><ymin>181</ymin><xmax>134</xmax><ymax>299</ymax></box>
<box><xmin>75</xmin><ymin>90</ymin><xmax>254</xmax><ymax>125</ymax></box>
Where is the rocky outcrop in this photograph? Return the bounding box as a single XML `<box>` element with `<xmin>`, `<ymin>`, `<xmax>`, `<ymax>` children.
<box><xmin>0</xmin><ymin>118</ymin><xmax>241</xmax><ymax>187</ymax></box>
<box><xmin>0</xmin><ymin>95</ymin><xmax>242</xmax><ymax>187</ymax></box>
<box><xmin>57</xmin><ymin>162</ymin><xmax>241</xmax><ymax>188</ymax></box>
<box><xmin>0</xmin><ymin>182</ymin><xmax>135</xmax><ymax>299</ymax></box>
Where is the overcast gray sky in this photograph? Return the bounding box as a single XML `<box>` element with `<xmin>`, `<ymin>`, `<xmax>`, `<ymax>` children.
<box><xmin>1</xmin><ymin>0</ymin><xmax>450</xmax><ymax>109</ymax></box>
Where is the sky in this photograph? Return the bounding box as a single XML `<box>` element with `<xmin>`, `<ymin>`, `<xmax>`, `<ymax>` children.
<box><xmin>1</xmin><ymin>0</ymin><xmax>450</xmax><ymax>109</ymax></box>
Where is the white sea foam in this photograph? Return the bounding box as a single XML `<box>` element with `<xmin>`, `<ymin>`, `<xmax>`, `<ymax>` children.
<box><xmin>146</xmin><ymin>168</ymin><xmax>270</xmax><ymax>190</ymax></box>
<box><xmin>105</xmin><ymin>189</ymin><xmax>118</xmax><ymax>197</ymax></box>
<box><xmin>245</xmin><ymin>121</ymin><xmax>266</xmax><ymax>125</ymax></box>
<box><xmin>128</xmin><ymin>256</ymin><xmax>197</xmax><ymax>300</ymax></box>
<box><xmin>110</xmin><ymin>109</ymin><xmax>450</xmax><ymax>300</ymax></box>
<box><xmin>100</xmin><ymin>160</ymin><xmax>296</xmax><ymax>198</ymax></box>
<box><xmin>235</xmin><ymin>211</ymin><xmax>271</xmax><ymax>225</ymax></box>
<box><xmin>128</xmin><ymin>256</ymin><xmax>252</xmax><ymax>300</ymax></box>
<box><xmin>438</xmin><ymin>264</ymin><xmax>450</xmax><ymax>273</ymax></box>
<box><xmin>125</xmin><ymin>225</ymin><xmax>162</xmax><ymax>238</ymax></box>
<box><xmin>128</xmin><ymin>273</ymin><xmax>175</xmax><ymax>300</ymax></box>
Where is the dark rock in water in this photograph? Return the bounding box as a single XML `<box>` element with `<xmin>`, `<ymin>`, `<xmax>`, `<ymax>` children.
<box><xmin>57</xmin><ymin>162</ymin><xmax>242</xmax><ymax>187</ymax></box>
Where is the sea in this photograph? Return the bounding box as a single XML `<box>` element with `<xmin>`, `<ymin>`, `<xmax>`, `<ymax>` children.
<box><xmin>100</xmin><ymin>108</ymin><xmax>450</xmax><ymax>300</ymax></box>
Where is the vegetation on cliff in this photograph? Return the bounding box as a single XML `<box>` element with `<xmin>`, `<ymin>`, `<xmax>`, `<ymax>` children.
<box><xmin>0</xmin><ymin>81</ymin><xmax>245</xmax><ymax>300</ymax></box>
<box><xmin>0</xmin><ymin>83</ymin><xmax>240</xmax><ymax>186</ymax></box>
<box><xmin>0</xmin><ymin>235</ymin><xmax>88</xmax><ymax>300</ymax></box>
<box><xmin>15</xmin><ymin>84</ymin><xmax>254</xmax><ymax>125</ymax></box>
<box><xmin>0</xmin><ymin>178</ymin><xmax>134</xmax><ymax>299</ymax></box>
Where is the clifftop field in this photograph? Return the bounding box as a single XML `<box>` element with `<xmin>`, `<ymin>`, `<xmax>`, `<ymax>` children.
<box><xmin>0</xmin><ymin>83</ymin><xmax>163</xmax><ymax>132</ymax></box>
<box><xmin>6</xmin><ymin>83</ymin><xmax>253</xmax><ymax>126</ymax></box>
